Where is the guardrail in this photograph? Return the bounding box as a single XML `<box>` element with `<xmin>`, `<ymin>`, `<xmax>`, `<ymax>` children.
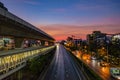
<box><xmin>67</xmin><ymin>49</ymin><xmax>103</xmax><ymax>80</ymax></box>
<box><xmin>0</xmin><ymin>46</ymin><xmax>55</xmax><ymax>79</ymax></box>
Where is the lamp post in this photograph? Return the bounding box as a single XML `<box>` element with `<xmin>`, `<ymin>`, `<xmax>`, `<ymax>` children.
<box><xmin>106</xmin><ymin>45</ymin><xmax>109</xmax><ymax>63</ymax></box>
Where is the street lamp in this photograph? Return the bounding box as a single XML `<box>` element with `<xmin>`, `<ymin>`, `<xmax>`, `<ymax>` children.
<box><xmin>106</xmin><ymin>45</ymin><xmax>109</xmax><ymax>63</ymax></box>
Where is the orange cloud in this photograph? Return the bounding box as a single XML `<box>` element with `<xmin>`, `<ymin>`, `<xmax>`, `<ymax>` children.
<box><xmin>37</xmin><ymin>24</ymin><xmax>120</xmax><ymax>41</ymax></box>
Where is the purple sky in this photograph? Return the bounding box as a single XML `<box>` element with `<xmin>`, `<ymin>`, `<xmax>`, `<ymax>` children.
<box><xmin>1</xmin><ymin>0</ymin><xmax>120</xmax><ymax>40</ymax></box>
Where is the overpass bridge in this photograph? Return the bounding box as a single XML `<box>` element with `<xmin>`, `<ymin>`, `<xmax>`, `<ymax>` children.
<box><xmin>0</xmin><ymin>2</ymin><xmax>55</xmax><ymax>80</ymax></box>
<box><xmin>0</xmin><ymin>2</ymin><xmax>55</xmax><ymax>48</ymax></box>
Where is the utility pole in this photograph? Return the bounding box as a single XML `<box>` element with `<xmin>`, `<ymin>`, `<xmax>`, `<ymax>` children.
<box><xmin>107</xmin><ymin>45</ymin><xmax>109</xmax><ymax>63</ymax></box>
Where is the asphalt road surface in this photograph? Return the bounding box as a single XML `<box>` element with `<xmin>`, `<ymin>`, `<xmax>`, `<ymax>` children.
<box><xmin>39</xmin><ymin>44</ymin><xmax>87</xmax><ymax>80</ymax></box>
<box><xmin>74</xmin><ymin>51</ymin><xmax>116</xmax><ymax>80</ymax></box>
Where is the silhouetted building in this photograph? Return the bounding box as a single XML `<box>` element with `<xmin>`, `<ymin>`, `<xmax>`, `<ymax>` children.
<box><xmin>112</xmin><ymin>33</ymin><xmax>120</xmax><ymax>45</ymax></box>
<box><xmin>87</xmin><ymin>31</ymin><xmax>107</xmax><ymax>47</ymax></box>
<box><xmin>87</xmin><ymin>34</ymin><xmax>94</xmax><ymax>45</ymax></box>
<box><xmin>73</xmin><ymin>39</ymin><xmax>82</xmax><ymax>46</ymax></box>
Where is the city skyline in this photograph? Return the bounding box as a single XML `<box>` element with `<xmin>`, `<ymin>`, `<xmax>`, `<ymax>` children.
<box><xmin>0</xmin><ymin>1</ymin><xmax>120</xmax><ymax>80</ymax></box>
<box><xmin>1</xmin><ymin>0</ymin><xmax>120</xmax><ymax>41</ymax></box>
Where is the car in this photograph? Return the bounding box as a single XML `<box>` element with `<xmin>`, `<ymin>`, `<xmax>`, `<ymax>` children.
<box><xmin>110</xmin><ymin>68</ymin><xmax>120</xmax><ymax>80</ymax></box>
<box><xmin>100</xmin><ymin>62</ymin><xmax>108</xmax><ymax>67</ymax></box>
<box><xmin>91</xmin><ymin>56</ymin><xmax>97</xmax><ymax>60</ymax></box>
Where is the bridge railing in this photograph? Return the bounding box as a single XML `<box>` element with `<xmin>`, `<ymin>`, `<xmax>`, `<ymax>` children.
<box><xmin>0</xmin><ymin>46</ymin><xmax>55</xmax><ymax>74</ymax></box>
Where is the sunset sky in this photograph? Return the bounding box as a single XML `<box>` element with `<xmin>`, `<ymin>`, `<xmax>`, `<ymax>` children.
<box><xmin>1</xmin><ymin>0</ymin><xmax>120</xmax><ymax>41</ymax></box>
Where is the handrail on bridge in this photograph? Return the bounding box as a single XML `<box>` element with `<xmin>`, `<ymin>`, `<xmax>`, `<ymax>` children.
<box><xmin>0</xmin><ymin>46</ymin><xmax>55</xmax><ymax>78</ymax></box>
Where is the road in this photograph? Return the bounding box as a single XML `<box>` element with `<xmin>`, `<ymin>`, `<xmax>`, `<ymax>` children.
<box><xmin>73</xmin><ymin>51</ymin><xmax>115</xmax><ymax>80</ymax></box>
<box><xmin>38</xmin><ymin>44</ymin><xmax>87</xmax><ymax>80</ymax></box>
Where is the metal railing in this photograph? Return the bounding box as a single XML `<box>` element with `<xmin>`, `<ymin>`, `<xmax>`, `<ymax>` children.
<box><xmin>0</xmin><ymin>46</ymin><xmax>55</xmax><ymax>79</ymax></box>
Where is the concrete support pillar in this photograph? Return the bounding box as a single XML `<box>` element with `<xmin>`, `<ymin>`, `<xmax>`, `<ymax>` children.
<box><xmin>48</xmin><ymin>42</ymin><xmax>51</xmax><ymax>46</ymax></box>
<box><xmin>41</xmin><ymin>40</ymin><xmax>45</xmax><ymax>46</ymax></box>
<box><xmin>14</xmin><ymin>37</ymin><xmax>24</xmax><ymax>48</ymax></box>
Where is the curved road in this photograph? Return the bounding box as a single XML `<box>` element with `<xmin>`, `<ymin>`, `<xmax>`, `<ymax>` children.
<box><xmin>39</xmin><ymin>44</ymin><xmax>87</xmax><ymax>80</ymax></box>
